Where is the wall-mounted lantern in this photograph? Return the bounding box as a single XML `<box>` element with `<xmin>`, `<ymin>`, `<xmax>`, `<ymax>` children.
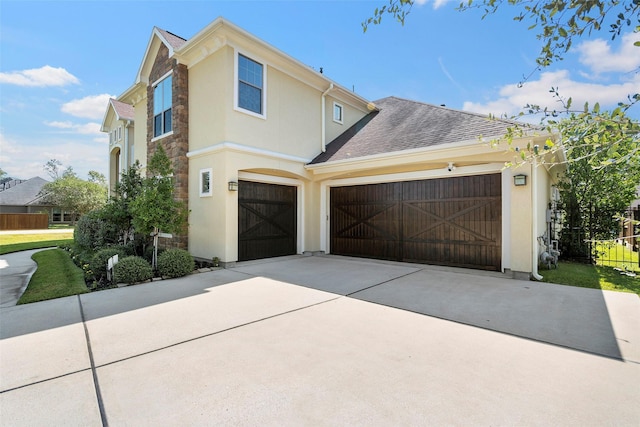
<box><xmin>513</xmin><ymin>174</ymin><xmax>527</xmax><ymax>186</ymax></box>
<box><xmin>228</xmin><ymin>181</ymin><xmax>239</xmax><ymax>191</ymax></box>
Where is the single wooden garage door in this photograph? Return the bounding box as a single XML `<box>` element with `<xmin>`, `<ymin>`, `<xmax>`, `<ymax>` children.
<box><xmin>238</xmin><ymin>181</ymin><xmax>297</xmax><ymax>261</ymax></box>
<box><xmin>330</xmin><ymin>174</ymin><xmax>502</xmax><ymax>270</ymax></box>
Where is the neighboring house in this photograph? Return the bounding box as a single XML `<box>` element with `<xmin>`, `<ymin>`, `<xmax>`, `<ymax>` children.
<box><xmin>102</xmin><ymin>17</ymin><xmax>566</xmax><ymax>278</ymax></box>
<box><xmin>101</xmin><ymin>98</ymin><xmax>136</xmax><ymax>194</ymax></box>
<box><xmin>0</xmin><ymin>177</ymin><xmax>74</xmax><ymax>224</ymax></box>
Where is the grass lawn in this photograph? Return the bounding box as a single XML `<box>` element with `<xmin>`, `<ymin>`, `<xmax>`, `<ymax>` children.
<box><xmin>594</xmin><ymin>242</ymin><xmax>639</xmax><ymax>273</ymax></box>
<box><xmin>0</xmin><ymin>232</ymin><xmax>74</xmax><ymax>255</ymax></box>
<box><xmin>540</xmin><ymin>261</ymin><xmax>639</xmax><ymax>296</ymax></box>
<box><xmin>17</xmin><ymin>248</ymin><xmax>88</xmax><ymax>304</ymax></box>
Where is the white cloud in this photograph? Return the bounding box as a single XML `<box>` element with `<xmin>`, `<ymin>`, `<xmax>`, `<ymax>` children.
<box><xmin>44</xmin><ymin>120</ymin><xmax>103</xmax><ymax>136</ymax></box>
<box><xmin>576</xmin><ymin>33</ymin><xmax>640</xmax><ymax>74</ymax></box>
<box><xmin>413</xmin><ymin>0</ymin><xmax>452</xmax><ymax>9</ymax></box>
<box><xmin>463</xmin><ymin>70</ymin><xmax>640</xmax><ymax>117</ymax></box>
<box><xmin>61</xmin><ymin>93</ymin><xmax>114</xmax><ymax>120</ymax></box>
<box><xmin>0</xmin><ymin>65</ymin><xmax>79</xmax><ymax>87</ymax></box>
<box><xmin>0</xmin><ymin>132</ymin><xmax>107</xmax><ymax>180</ymax></box>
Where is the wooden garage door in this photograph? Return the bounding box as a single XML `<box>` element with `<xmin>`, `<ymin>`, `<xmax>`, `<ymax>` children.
<box><xmin>238</xmin><ymin>181</ymin><xmax>297</xmax><ymax>261</ymax></box>
<box><xmin>330</xmin><ymin>174</ymin><xmax>502</xmax><ymax>270</ymax></box>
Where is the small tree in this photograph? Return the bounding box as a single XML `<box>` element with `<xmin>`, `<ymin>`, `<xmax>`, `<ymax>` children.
<box><xmin>102</xmin><ymin>161</ymin><xmax>144</xmax><ymax>246</ymax></box>
<box><xmin>130</xmin><ymin>146</ymin><xmax>189</xmax><ymax>269</ymax></box>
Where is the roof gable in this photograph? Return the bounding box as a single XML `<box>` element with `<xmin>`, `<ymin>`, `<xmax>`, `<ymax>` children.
<box><xmin>101</xmin><ymin>98</ymin><xmax>135</xmax><ymax>132</ymax></box>
<box><xmin>136</xmin><ymin>26</ymin><xmax>187</xmax><ymax>85</ymax></box>
<box><xmin>310</xmin><ymin>97</ymin><xmax>530</xmax><ymax>164</ymax></box>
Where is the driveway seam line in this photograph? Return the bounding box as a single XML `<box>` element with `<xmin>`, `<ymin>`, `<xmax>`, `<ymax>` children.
<box><xmin>345</xmin><ymin>268</ymin><xmax>425</xmax><ymax>297</ymax></box>
<box><xmin>93</xmin><ymin>296</ymin><xmax>342</xmax><ymax>369</ymax></box>
<box><xmin>78</xmin><ymin>295</ymin><xmax>109</xmax><ymax>427</ymax></box>
<box><xmin>0</xmin><ymin>368</ymin><xmax>93</xmax><ymax>394</ymax></box>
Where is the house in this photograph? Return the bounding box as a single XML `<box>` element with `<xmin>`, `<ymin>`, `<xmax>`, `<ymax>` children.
<box><xmin>101</xmin><ymin>17</ymin><xmax>566</xmax><ymax>279</ymax></box>
<box><xmin>0</xmin><ymin>177</ymin><xmax>75</xmax><ymax>225</ymax></box>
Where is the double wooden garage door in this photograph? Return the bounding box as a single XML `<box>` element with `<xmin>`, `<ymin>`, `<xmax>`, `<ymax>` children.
<box><xmin>331</xmin><ymin>174</ymin><xmax>502</xmax><ymax>270</ymax></box>
<box><xmin>238</xmin><ymin>181</ymin><xmax>297</xmax><ymax>261</ymax></box>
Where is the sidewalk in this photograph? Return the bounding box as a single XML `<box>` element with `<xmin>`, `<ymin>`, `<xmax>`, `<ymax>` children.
<box><xmin>0</xmin><ymin>249</ymin><xmax>48</xmax><ymax>307</ymax></box>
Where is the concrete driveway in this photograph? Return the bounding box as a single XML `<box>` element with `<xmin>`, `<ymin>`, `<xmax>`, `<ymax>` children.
<box><xmin>1</xmin><ymin>255</ymin><xmax>639</xmax><ymax>425</ymax></box>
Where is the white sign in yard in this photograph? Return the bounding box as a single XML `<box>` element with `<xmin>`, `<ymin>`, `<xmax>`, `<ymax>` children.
<box><xmin>107</xmin><ymin>254</ymin><xmax>119</xmax><ymax>281</ymax></box>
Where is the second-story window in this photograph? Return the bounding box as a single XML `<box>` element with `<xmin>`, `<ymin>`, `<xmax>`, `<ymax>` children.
<box><xmin>238</xmin><ymin>54</ymin><xmax>263</xmax><ymax>115</ymax></box>
<box><xmin>333</xmin><ymin>102</ymin><xmax>344</xmax><ymax>124</ymax></box>
<box><xmin>153</xmin><ymin>75</ymin><xmax>172</xmax><ymax>137</ymax></box>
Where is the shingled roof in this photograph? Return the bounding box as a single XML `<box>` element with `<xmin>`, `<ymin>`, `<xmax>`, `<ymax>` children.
<box><xmin>311</xmin><ymin>96</ymin><xmax>525</xmax><ymax>164</ymax></box>
<box><xmin>156</xmin><ymin>27</ymin><xmax>187</xmax><ymax>50</ymax></box>
<box><xmin>110</xmin><ymin>99</ymin><xmax>135</xmax><ymax>121</ymax></box>
<box><xmin>0</xmin><ymin>177</ymin><xmax>51</xmax><ymax>206</ymax></box>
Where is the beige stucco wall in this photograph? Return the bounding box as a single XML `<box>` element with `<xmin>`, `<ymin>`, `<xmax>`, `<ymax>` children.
<box><xmin>188</xmin><ymin>47</ymin><xmax>229</xmax><ymax>153</ymax></box>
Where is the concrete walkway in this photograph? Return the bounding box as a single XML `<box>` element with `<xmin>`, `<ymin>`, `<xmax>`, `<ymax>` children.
<box><xmin>1</xmin><ymin>255</ymin><xmax>639</xmax><ymax>425</ymax></box>
<box><xmin>0</xmin><ymin>249</ymin><xmax>49</xmax><ymax>307</ymax></box>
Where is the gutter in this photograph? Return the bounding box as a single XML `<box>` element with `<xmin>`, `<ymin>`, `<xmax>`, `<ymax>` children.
<box><xmin>321</xmin><ymin>83</ymin><xmax>334</xmax><ymax>152</ymax></box>
<box><xmin>531</xmin><ymin>154</ymin><xmax>543</xmax><ymax>280</ymax></box>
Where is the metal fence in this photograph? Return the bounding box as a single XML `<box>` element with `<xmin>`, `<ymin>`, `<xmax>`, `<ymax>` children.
<box><xmin>591</xmin><ymin>208</ymin><xmax>639</xmax><ymax>273</ymax></box>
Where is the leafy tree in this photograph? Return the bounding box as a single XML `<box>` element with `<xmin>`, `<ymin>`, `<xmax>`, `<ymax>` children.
<box><xmin>556</xmin><ymin>109</ymin><xmax>640</xmax><ymax>257</ymax></box>
<box><xmin>102</xmin><ymin>161</ymin><xmax>144</xmax><ymax>246</ymax></box>
<box><xmin>39</xmin><ymin>164</ymin><xmax>108</xmax><ymax>224</ymax></box>
<box><xmin>129</xmin><ymin>145</ymin><xmax>189</xmax><ymax>269</ymax></box>
<box><xmin>44</xmin><ymin>159</ymin><xmax>65</xmax><ymax>180</ymax></box>
<box><xmin>0</xmin><ymin>168</ymin><xmax>11</xmax><ymax>185</ymax></box>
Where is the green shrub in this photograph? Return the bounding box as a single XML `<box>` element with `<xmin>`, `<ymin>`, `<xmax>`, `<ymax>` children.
<box><xmin>113</xmin><ymin>256</ymin><xmax>153</xmax><ymax>285</ymax></box>
<box><xmin>157</xmin><ymin>248</ymin><xmax>195</xmax><ymax>278</ymax></box>
<box><xmin>74</xmin><ymin>210</ymin><xmax>119</xmax><ymax>251</ymax></box>
<box><xmin>91</xmin><ymin>247</ymin><xmax>128</xmax><ymax>282</ymax></box>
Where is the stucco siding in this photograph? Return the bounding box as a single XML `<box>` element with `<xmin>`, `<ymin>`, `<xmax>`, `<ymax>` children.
<box><xmin>226</xmin><ymin>61</ymin><xmax>322</xmax><ymax>160</ymax></box>
<box><xmin>188</xmin><ymin>47</ymin><xmax>230</xmax><ymax>153</ymax></box>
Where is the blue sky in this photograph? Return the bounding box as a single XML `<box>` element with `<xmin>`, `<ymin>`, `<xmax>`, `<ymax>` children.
<box><xmin>1</xmin><ymin>0</ymin><xmax>638</xmax><ymax>180</ymax></box>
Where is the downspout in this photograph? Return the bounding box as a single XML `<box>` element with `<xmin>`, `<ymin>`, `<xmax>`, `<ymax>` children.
<box><xmin>531</xmin><ymin>154</ymin><xmax>543</xmax><ymax>280</ymax></box>
<box><xmin>321</xmin><ymin>83</ymin><xmax>334</xmax><ymax>152</ymax></box>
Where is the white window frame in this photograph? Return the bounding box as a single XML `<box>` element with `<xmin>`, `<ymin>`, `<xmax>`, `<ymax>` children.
<box><xmin>234</xmin><ymin>50</ymin><xmax>267</xmax><ymax>120</ymax></box>
<box><xmin>333</xmin><ymin>102</ymin><xmax>344</xmax><ymax>124</ymax></box>
<box><xmin>118</xmin><ymin>126</ymin><xmax>122</xmax><ymax>141</ymax></box>
<box><xmin>152</xmin><ymin>70</ymin><xmax>173</xmax><ymax>139</ymax></box>
<box><xmin>199</xmin><ymin>168</ymin><xmax>213</xmax><ymax>197</ymax></box>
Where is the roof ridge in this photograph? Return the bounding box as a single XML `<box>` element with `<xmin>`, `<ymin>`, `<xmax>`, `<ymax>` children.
<box><xmin>378</xmin><ymin>95</ymin><xmax>531</xmax><ymax>128</ymax></box>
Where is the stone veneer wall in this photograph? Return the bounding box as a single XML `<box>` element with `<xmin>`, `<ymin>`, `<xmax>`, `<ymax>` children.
<box><xmin>147</xmin><ymin>44</ymin><xmax>189</xmax><ymax>250</ymax></box>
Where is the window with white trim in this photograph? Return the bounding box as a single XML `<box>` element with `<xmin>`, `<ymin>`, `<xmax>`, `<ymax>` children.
<box><xmin>237</xmin><ymin>54</ymin><xmax>264</xmax><ymax>115</ymax></box>
<box><xmin>153</xmin><ymin>75</ymin><xmax>172</xmax><ymax>137</ymax></box>
<box><xmin>200</xmin><ymin>168</ymin><xmax>212</xmax><ymax>197</ymax></box>
<box><xmin>118</xmin><ymin>126</ymin><xmax>122</xmax><ymax>141</ymax></box>
<box><xmin>333</xmin><ymin>102</ymin><xmax>343</xmax><ymax>124</ymax></box>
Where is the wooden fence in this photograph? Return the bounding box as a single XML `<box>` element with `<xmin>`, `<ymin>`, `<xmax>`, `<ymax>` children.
<box><xmin>0</xmin><ymin>213</ymin><xmax>49</xmax><ymax>230</ymax></box>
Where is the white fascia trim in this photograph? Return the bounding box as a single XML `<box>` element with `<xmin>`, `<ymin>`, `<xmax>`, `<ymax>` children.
<box><xmin>187</xmin><ymin>141</ymin><xmax>312</xmax><ymax>164</ymax></box>
<box><xmin>323</xmin><ymin>163</ymin><xmax>505</xmax><ymax>187</ymax></box>
<box><xmin>175</xmin><ymin>17</ymin><xmax>372</xmax><ymax>111</ymax></box>
<box><xmin>307</xmin><ymin>138</ymin><xmax>497</xmax><ymax>172</ymax></box>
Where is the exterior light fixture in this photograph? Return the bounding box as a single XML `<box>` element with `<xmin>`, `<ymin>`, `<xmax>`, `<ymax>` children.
<box><xmin>228</xmin><ymin>181</ymin><xmax>239</xmax><ymax>191</ymax></box>
<box><xmin>513</xmin><ymin>174</ymin><xmax>527</xmax><ymax>186</ymax></box>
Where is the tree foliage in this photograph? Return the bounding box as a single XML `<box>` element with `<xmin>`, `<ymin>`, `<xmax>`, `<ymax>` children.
<box><xmin>557</xmin><ymin>110</ymin><xmax>640</xmax><ymax>256</ymax></box>
<box><xmin>130</xmin><ymin>145</ymin><xmax>188</xmax><ymax>236</ymax></box>
<box><xmin>129</xmin><ymin>145</ymin><xmax>189</xmax><ymax>268</ymax></box>
<box><xmin>39</xmin><ymin>164</ymin><xmax>108</xmax><ymax>223</ymax></box>
<box><xmin>102</xmin><ymin>161</ymin><xmax>144</xmax><ymax>245</ymax></box>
